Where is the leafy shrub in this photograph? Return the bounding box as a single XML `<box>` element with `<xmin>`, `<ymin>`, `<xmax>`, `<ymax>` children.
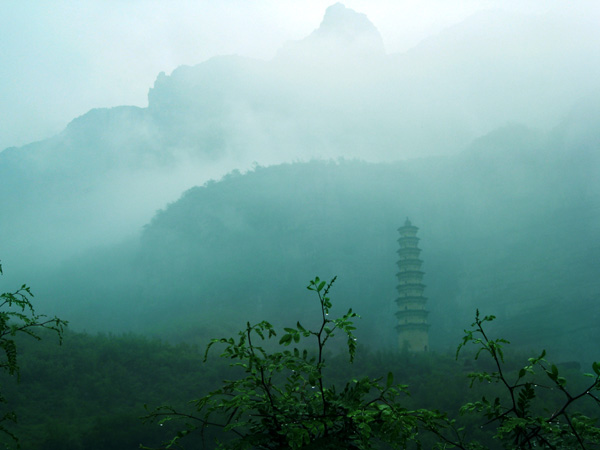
<box><xmin>145</xmin><ymin>278</ymin><xmax>600</xmax><ymax>449</ymax></box>
<box><xmin>0</xmin><ymin>261</ymin><xmax>67</xmax><ymax>446</ymax></box>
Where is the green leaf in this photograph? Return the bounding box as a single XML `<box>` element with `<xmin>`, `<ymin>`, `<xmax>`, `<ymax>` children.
<box><xmin>386</xmin><ymin>372</ymin><xmax>394</xmax><ymax>388</ymax></box>
<box><xmin>279</xmin><ymin>334</ymin><xmax>292</xmax><ymax>346</ymax></box>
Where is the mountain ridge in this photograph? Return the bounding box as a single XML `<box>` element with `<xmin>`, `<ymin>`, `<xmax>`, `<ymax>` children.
<box><xmin>1</xmin><ymin>6</ymin><xmax>599</xmax><ymax>359</ymax></box>
<box><xmin>32</xmin><ymin>116</ymin><xmax>600</xmax><ymax>364</ymax></box>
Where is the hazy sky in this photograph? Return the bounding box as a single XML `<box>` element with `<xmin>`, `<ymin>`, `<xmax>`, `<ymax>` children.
<box><xmin>1</xmin><ymin>0</ymin><xmax>597</xmax><ymax>151</ymax></box>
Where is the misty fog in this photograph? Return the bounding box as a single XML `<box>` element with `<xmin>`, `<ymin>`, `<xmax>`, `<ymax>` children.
<box><xmin>2</xmin><ymin>0</ymin><xmax>599</xmax><ymax>354</ymax></box>
<box><xmin>1</xmin><ymin>2</ymin><xmax>600</xmax><ymax>448</ymax></box>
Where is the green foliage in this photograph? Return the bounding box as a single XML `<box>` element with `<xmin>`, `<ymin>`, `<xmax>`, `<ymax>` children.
<box><xmin>2</xmin><ymin>329</ymin><xmax>215</xmax><ymax>450</ymax></box>
<box><xmin>0</xmin><ymin>280</ymin><xmax>597</xmax><ymax>449</ymax></box>
<box><xmin>143</xmin><ymin>277</ymin><xmax>462</xmax><ymax>449</ymax></box>
<box><xmin>145</xmin><ymin>281</ymin><xmax>600</xmax><ymax>450</ymax></box>
<box><xmin>0</xmin><ymin>326</ymin><xmax>471</xmax><ymax>449</ymax></box>
<box><xmin>0</xmin><ymin>261</ymin><xmax>67</xmax><ymax>447</ymax></box>
<box><xmin>457</xmin><ymin>310</ymin><xmax>600</xmax><ymax>449</ymax></box>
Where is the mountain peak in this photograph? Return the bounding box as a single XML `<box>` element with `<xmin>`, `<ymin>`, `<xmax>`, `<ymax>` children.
<box><xmin>316</xmin><ymin>3</ymin><xmax>380</xmax><ymax>40</ymax></box>
<box><xmin>276</xmin><ymin>3</ymin><xmax>385</xmax><ymax>62</ymax></box>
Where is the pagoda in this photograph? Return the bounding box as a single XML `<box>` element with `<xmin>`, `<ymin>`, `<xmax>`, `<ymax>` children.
<box><xmin>395</xmin><ymin>218</ymin><xmax>430</xmax><ymax>352</ymax></box>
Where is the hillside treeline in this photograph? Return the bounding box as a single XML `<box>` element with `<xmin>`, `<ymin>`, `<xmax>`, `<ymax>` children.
<box><xmin>42</xmin><ymin>118</ymin><xmax>600</xmax><ymax>363</ymax></box>
<box><xmin>2</xmin><ymin>327</ymin><xmax>596</xmax><ymax>449</ymax></box>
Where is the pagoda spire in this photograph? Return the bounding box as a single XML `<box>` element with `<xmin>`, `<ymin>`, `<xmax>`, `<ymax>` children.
<box><xmin>395</xmin><ymin>218</ymin><xmax>430</xmax><ymax>352</ymax></box>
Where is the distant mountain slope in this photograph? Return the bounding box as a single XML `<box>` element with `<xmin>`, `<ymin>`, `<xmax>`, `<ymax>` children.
<box><xmin>2</xmin><ymin>5</ymin><xmax>599</xmax><ymax>364</ymax></box>
<box><xmin>392</xmin><ymin>9</ymin><xmax>600</xmax><ymax>132</ymax></box>
<box><xmin>41</xmin><ymin>114</ymin><xmax>600</xmax><ymax>363</ymax></box>
<box><xmin>2</xmin><ymin>5</ymin><xmax>599</xmax><ymax>275</ymax></box>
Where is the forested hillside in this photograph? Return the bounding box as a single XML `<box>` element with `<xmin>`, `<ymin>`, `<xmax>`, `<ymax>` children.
<box><xmin>2</xmin><ymin>5</ymin><xmax>599</xmax><ymax>276</ymax></box>
<box><xmin>2</xmin><ymin>303</ymin><xmax>597</xmax><ymax>449</ymax></box>
<box><xmin>39</xmin><ymin>110</ymin><xmax>600</xmax><ymax>364</ymax></box>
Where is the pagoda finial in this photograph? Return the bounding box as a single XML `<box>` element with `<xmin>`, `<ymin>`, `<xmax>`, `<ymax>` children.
<box><xmin>404</xmin><ymin>217</ymin><xmax>412</xmax><ymax>227</ymax></box>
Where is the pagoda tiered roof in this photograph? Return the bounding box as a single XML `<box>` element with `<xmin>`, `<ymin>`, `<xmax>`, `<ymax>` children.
<box><xmin>395</xmin><ymin>218</ymin><xmax>429</xmax><ymax>352</ymax></box>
